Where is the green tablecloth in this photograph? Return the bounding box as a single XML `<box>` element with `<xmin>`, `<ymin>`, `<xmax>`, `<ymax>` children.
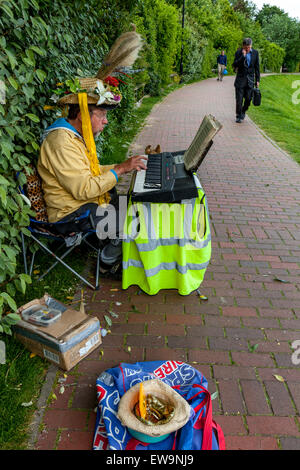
<box><xmin>122</xmin><ymin>175</ymin><xmax>211</xmax><ymax>295</ymax></box>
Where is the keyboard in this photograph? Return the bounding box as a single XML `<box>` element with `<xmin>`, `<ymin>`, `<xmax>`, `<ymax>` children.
<box><xmin>129</xmin><ymin>151</ymin><xmax>199</xmax><ymax>203</ymax></box>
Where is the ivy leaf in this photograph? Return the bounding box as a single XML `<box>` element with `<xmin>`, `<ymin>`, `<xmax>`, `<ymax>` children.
<box><xmin>0</xmin><ymin>37</ymin><xmax>6</xmax><ymax>48</ymax></box>
<box><xmin>3</xmin><ymin>245</ymin><xmax>17</xmax><ymax>262</ymax></box>
<box><xmin>0</xmin><ymin>175</ymin><xmax>10</xmax><ymax>186</ymax></box>
<box><xmin>36</xmin><ymin>69</ymin><xmax>47</xmax><ymax>83</ymax></box>
<box><xmin>3</xmin><ymin>313</ymin><xmax>21</xmax><ymax>325</ymax></box>
<box><xmin>31</xmin><ymin>141</ymin><xmax>40</xmax><ymax>151</ymax></box>
<box><xmin>1</xmin><ymin>140</ymin><xmax>14</xmax><ymax>158</ymax></box>
<box><xmin>19</xmin><ymin>273</ymin><xmax>32</xmax><ymax>284</ymax></box>
<box><xmin>30</xmin><ymin>45</ymin><xmax>47</xmax><ymax>56</ymax></box>
<box><xmin>4</xmin><ymin>48</ymin><xmax>17</xmax><ymax>70</ymax></box>
<box><xmin>0</xmin><ymin>292</ymin><xmax>17</xmax><ymax>312</ymax></box>
<box><xmin>8</xmin><ymin>76</ymin><xmax>19</xmax><ymax>90</ymax></box>
<box><xmin>25</xmin><ymin>48</ymin><xmax>35</xmax><ymax>62</ymax></box>
<box><xmin>22</xmin><ymin>56</ymin><xmax>35</xmax><ymax>67</ymax></box>
<box><xmin>20</xmin><ymin>277</ymin><xmax>26</xmax><ymax>293</ymax></box>
<box><xmin>0</xmin><ymin>187</ymin><xmax>7</xmax><ymax>207</ymax></box>
<box><xmin>25</xmin><ymin>113</ymin><xmax>40</xmax><ymax>123</ymax></box>
<box><xmin>0</xmin><ymin>3</ymin><xmax>14</xmax><ymax>19</ymax></box>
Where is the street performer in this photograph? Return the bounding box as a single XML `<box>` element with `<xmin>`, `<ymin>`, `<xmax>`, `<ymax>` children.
<box><xmin>38</xmin><ymin>29</ymin><xmax>146</xmax><ymax>278</ymax></box>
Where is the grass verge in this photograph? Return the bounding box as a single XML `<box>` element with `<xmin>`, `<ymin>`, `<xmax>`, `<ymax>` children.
<box><xmin>247</xmin><ymin>74</ymin><xmax>300</xmax><ymax>164</ymax></box>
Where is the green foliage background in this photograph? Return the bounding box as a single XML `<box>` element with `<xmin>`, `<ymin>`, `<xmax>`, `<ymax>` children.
<box><xmin>0</xmin><ymin>0</ymin><xmax>292</xmax><ymax>331</ymax></box>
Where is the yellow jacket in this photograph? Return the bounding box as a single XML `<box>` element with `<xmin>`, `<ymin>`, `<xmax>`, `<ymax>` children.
<box><xmin>38</xmin><ymin>128</ymin><xmax>117</xmax><ymax>222</ymax></box>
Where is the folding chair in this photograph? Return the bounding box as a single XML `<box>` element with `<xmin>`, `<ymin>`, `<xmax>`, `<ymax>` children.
<box><xmin>18</xmin><ymin>168</ymin><xmax>101</xmax><ymax>290</ymax></box>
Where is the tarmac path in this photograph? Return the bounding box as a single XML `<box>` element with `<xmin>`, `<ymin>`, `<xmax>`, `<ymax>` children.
<box><xmin>31</xmin><ymin>76</ymin><xmax>300</xmax><ymax>450</ymax></box>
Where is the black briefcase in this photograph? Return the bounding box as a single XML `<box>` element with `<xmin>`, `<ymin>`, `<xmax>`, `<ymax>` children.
<box><xmin>252</xmin><ymin>87</ymin><xmax>261</xmax><ymax>106</ymax></box>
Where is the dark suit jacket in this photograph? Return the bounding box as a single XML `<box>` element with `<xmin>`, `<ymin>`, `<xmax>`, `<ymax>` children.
<box><xmin>233</xmin><ymin>48</ymin><xmax>260</xmax><ymax>89</ymax></box>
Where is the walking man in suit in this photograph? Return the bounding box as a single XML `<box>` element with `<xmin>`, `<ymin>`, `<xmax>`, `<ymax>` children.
<box><xmin>233</xmin><ymin>38</ymin><xmax>260</xmax><ymax>123</ymax></box>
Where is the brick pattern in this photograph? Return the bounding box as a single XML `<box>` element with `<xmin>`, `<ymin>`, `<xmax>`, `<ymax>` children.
<box><xmin>34</xmin><ymin>77</ymin><xmax>300</xmax><ymax>451</ymax></box>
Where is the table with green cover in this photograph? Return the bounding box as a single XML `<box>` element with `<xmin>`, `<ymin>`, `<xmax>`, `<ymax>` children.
<box><xmin>122</xmin><ymin>175</ymin><xmax>211</xmax><ymax>296</ymax></box>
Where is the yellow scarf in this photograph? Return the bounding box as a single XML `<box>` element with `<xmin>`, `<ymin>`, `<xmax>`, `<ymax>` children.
<box><xmin>78</xmin><ymin>92</ymin><xmax>110</xmax><ymax>206</ymax></box>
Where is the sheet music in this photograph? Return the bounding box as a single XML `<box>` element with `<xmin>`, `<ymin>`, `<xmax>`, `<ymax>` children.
<box><xmin>184</xmin><ymin>114</ymin><xmax>222</xmax><ymax>171</ymax></box>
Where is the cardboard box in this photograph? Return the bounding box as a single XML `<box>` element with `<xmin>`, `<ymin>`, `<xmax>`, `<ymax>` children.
<box><xmin>13</xmin><ymin>295</ymin><xmax>101</xmax><ymax>371</ymax></box>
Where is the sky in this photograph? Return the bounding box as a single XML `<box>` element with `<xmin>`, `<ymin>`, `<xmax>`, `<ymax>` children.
<box><xmin>252</xmin><ymin>0</ymin><xmax>300</xmax><ymax>20</ymax></box>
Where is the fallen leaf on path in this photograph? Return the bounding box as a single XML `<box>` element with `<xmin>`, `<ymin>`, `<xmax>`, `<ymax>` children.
<box><xmin>273</xmin><ymin>374</ymin><xmax>285</xmax><ymax>382</ymax></box>
<box><xmin>104</xmin><ymin>315</ymin><xmax>112</xmax><ymax>327</ymax></box>
<box><xmin>108</xmin><ymin>310</ymin><xmax>119</xmax><ymax>318</ymax></box>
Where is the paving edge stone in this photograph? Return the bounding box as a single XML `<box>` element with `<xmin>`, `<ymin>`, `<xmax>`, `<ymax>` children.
<box><xmin>27</xmin><ymin>363</ymin><xmax>58</xmax><ymax>449</ymax></box>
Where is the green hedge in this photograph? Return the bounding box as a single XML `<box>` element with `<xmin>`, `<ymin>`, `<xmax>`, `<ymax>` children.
<box><xmin>132</xmin><ymin>0</ymin><xmax>180</xmax><ymax>93</ymax></box>
<box><xmin>261</xmin><ymin>41</ymin><xmax>286</xmax><ymax>73</ymax></box>
<box><xmin>0</xmin><ymin>0</ymin><xmax>134</xmax><ymax>332</ymax></box>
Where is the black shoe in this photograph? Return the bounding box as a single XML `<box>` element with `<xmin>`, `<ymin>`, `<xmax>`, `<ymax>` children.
<box><xmin>236</xmin><ymin>117</ymin><xmax>242</xmax><ymax>123</ymax></box>
<box><xmin>100</xmin><ymin>238</ymin><xmax>122</xmax><ymax>265</ymax></box>
<box><xmin>240</xmin><ymin>112</ymin><xmax>245</xmax><ymax>121</ymax></box>
<box><xmin>99</xmin><ymin>260</ymin><xmax>122</xmax><ymax>281</ymax></box>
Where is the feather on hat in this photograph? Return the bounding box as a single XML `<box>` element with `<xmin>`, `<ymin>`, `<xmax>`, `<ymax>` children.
<box><xmin>97</xmin><ymin>28</ymin><xmax>143</xmax><ymax>80</ymax></box>
<box><xmin>55</xmin><ymin>26</ymin><xmax>143</xmax><ymax>107</ymax></box>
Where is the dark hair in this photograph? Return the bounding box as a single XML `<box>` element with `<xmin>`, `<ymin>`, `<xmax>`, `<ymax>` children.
<box><xmin>67</xmin><ymin>104</ymin><xmax>98</xmax><ymax>120</ymax></box>
<box><xmin>243</xmin><ymin>38</ymin><xmax>252</xmax><ymax>46</ymax></box>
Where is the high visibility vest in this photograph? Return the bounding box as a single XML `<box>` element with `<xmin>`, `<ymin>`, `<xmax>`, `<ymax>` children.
<box><xmin>122</xmin><ymin>175</ymin><xmax>211</xmax><ymax>296</ymax></box>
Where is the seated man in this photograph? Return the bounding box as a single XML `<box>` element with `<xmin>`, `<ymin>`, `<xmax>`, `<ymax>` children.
<box><xmin>38</xmin><ymin>66</ymin><xmax>147</xmax><ymax>277</ymax></box>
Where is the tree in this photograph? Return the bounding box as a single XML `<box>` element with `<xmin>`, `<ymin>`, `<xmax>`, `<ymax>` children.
<box><xmin>255</xmin><ymin>5</ymin><xmax>300</xmax><ymax>71</ymax></box>
<box><xmin>229</xmin><ymin>0</ymin><xmax>257</xmax><ymax>19</ymax></box>
<box><xmin>255</xmin><ymin>4</ymin><xmax>287</xmax><ymax>25</ymax></box>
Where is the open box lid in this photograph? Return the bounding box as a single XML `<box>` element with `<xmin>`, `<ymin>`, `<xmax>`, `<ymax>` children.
<box><xmin>17</xmin><ymin>294</ymin><xmax>88</xmax><ymax>341</ymax></box>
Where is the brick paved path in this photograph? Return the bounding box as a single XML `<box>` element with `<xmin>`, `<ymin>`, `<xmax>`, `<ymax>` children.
<box><xmin>32</xmin><ymin>76</ymin><xmax>300</xmax><ymax>450</ymax></box>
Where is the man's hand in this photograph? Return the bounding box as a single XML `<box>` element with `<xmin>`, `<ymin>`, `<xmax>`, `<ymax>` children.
<box><xmin>256</xmin><ymin>82</ymin><xmax>259</xmax><ymax>87</ymax></box>
<box><xmin>114</xmin><ymin>155</ymin><xmax>148</xmax><ymax>177</ymax></box>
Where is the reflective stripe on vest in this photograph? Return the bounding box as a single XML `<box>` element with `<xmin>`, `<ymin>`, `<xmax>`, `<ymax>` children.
<box><xmin>122</xmin><ymin>259</ymin><xmax>210</xmax><ymax>277</ymax></box>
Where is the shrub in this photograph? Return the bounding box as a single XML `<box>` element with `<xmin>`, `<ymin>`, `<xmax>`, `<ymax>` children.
<box><xmin>261</xmin><ymin>41</ymin><xmax>286</xmax><ymax>73</ymax></box>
